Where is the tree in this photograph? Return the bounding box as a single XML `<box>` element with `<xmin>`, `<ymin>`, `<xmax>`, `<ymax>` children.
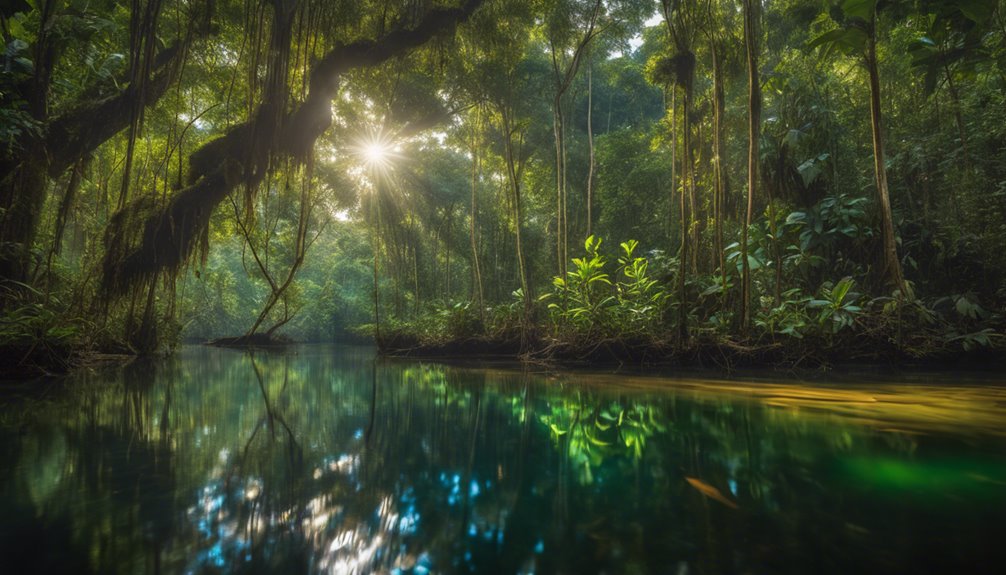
<box><xmin>544</xmin><ymin>0</ymin><xmax>604</xmax><ymax>278</ymax></box>
<box><xmin>0</xmin><ymin>0</ymin><xmax>205</xmax><ymax>286</ymax></box>
<box><xmin>100</xmin><ymin>0</ymin><xmax>487</xmax><ymax>301</ymax></box>
<box><xmin>740</xmin><ymin>0</ymin><xmax>762</xmax><ymax>330</ymax></box>
<box><xmin>809</xmin><ymin>0</ymin><xmax>908</xmax><ymax>295</ymax></box>
<box><xmin>659</xmin><ymin>0</ymin><xmax>703</xmax><ymax>343</ymax></box>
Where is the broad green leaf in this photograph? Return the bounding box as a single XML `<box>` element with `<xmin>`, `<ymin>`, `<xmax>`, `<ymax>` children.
<box><xmin>797</xmin><ymin>157</ymin><xmax>823</xmax><ymax>187</ymax></box>
<box><xmin>841</xmin><ymin>0</ymin><xmax>876</xmax><ymax>21</ymax></box>
<box><xmin>833</xmin><ymin>278</ymin><xmax>854</xmax><ymax>303</ymax></box>
<box><xmin>786</xmin><ymin>211</ymin><xmax>807</xmax><ymax>225</ymax></box>
<box><xmin>808</xmin><ymin>28</ymin><xmax>868</xmax><ymax>57</ymax></box>
<box><xmin>957</xmin><ymin>0</ymin><xmax>996</xmax><ymax>23</ymax></box>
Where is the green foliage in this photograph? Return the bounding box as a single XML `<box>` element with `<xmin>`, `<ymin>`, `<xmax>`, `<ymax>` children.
<box><xmin>2</xmin><ymin>0</ymin><xmax>1005</xmax><ymax>364</ymax></box>
<box><xmin>0</xmin><ymin>281</ymin><xmax>92</xmax><ymax>372</ymax></box>
<box><xmin>538</xmin><ymin>394</ymin><xmax>668</xmax><ymax>485</ymax></box>
<box><xmin>808</xmin><ymin>277</ymin><xmax>863</xmax><ymax>334</ymax></box>
<box><xmin>930</xmin><ymin>292</ymin><xmax>1002</xmax><ymax>351</ymax></box>
<box><xmin>755</xmin><ymin>288</ymin><xmax>812</xmax><ymax>339</ymax></box>
<box><xmin>543</xmin><ymin>235</ymin><xmax>614</xmax><ymax>335</ymax></box>
<box><xmin>0</xmin><ymin>39</ymin><xmax>42</xmax><ymax>152</ymax></box>
<box><xmin>542</xmin><ymin>236</ymin><xmax>668</xmax><ymax>341</ymax></box>
<box><xmin>614</xmin><ymin>239</ymin><xmax>670</xmax><ymax>334</ymax></box>
<box><xmin>785</xmin><ymin>194</ymin><xmax>871</xmax><ymax>253</ymax></box>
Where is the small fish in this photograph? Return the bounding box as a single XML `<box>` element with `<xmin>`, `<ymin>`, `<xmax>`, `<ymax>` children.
<box><xmin>685</xmin><ymin>477</ymin><xmax>739</xmax><ymax>509</ymax></box>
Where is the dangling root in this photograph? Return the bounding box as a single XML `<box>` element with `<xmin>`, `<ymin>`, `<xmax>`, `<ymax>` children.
<box><xmin>102</xmin><ymin>162</ymin><xmax>238</xmax><ymax>298</ymax></box>
<box><xmin>99</xmin><ymin>0</ymin><xmax>485</xmax><ymax>301</ymax></box>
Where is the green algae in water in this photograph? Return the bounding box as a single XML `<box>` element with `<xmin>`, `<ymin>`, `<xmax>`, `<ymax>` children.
<box><xmin>838</xmin><ymin>456</ymin><xmax>1006</xmax><ymax>501</ymax></box>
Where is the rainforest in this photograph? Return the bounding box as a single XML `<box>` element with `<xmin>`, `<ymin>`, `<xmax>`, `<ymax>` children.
<box><xmin>1</xmin><ymin>0</ymin><xmax>1005</xmax><ymax>366</ymax></box>
<box><xmin>1</xmin><ymin>0</ymin><xmax>1006</xmax><ymax>573</ymax></box>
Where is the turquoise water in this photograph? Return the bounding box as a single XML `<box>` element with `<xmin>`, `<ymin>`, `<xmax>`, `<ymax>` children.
<box><xmin>1</xmin><ymin>345</ymin><xmax>1004</xmax><ymax>574</ymax></box>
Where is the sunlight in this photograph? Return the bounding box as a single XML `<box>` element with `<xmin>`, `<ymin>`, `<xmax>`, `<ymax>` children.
<box><xmin>355</xmin><ymin>129</ymin><xmax>399</xmax><ymax>172</ymax></box>
<box><xmin>363</xmin><ymin>142</ymin><xmax>389</xmax><ymax>165</ymax></box>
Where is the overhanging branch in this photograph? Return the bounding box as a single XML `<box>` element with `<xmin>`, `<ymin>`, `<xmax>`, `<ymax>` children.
<box><xmin>101</xmin><ymin>0</ymin><xmax>485</xmax><ymax>297</ymax></box>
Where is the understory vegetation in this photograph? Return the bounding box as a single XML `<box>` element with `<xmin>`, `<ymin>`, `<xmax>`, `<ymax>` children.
<box><xmin>1</xmin><ymin>0</ymin><xmax>1005</xmax><ymax>373</ymax></box>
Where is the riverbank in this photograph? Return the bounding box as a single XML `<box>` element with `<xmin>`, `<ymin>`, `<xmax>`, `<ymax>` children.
<box><xmin>377</xmin><ymin>329</ymin><xmax>1006</xmax><ymax>370</ymax></box>
<box><xmin>0</xmin><ymin>345</ymin><xmax>139</xmax><ymax>380</ymax></box>
<box><xmin>3</xmin><ymin>326</ymin><xmax>1002</xmax><ymax>381</ymax></box>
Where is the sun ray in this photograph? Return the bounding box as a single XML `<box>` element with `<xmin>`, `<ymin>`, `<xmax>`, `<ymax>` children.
<box><xmin>364</xmin><ymin>142</ymin><xmax>388</xmax><ymax>165</ymax></box>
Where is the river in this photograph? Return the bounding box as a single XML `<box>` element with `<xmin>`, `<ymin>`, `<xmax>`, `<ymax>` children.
<box><xmin>1</xmin><ymin>345</ymin><xmax>1004</xmax><ymax>574</ymax></box>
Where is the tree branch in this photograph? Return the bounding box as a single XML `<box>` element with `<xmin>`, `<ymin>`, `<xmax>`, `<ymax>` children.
<box><xmin>102</xmin><ymin>0</ymin><xmax>485</xmax><ymax>297</ymax></box>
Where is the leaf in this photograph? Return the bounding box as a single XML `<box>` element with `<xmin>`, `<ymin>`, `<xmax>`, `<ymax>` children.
<box><xmin>955</xmin><ymin>295</ymin><xmax>981</xmax><ymax>319</ymax></box>
<box><xmin>808</xmin><ymin>28</ymin><xmax>869</xmax><ymax>57</ymax></box>
<box><xmin>783</xmin><ymin>128</ymin><xmax>803</xmax><ymax>149</ymax></box>
<box><xmin>685</xmin><ymin>477</ymin><xmax>739</xmax><ymax>509</ymax></box>
<box><xmin>841</xmin><ymin>0</ymin><xmax>876</xmax><ymax>21</ymax></box>
<box><xmin>781</xmin><ymin>326</ymin><xmax>804</xmax><ymax>339</ymax></box>
<box><xmin>785</xmin><ymin>211</ymin><xmax>808</xmax><ymax>226</ymax></box>
<box><xmin>620</xmin><ymin>239</ymin><xmax>638</xmax><ymax>258</ymax></box>
<box><xmin>700</xmin><ymin>284</ymin><xmax>723</xmax><ymax>297</ymax></box>
<box><xmin>586</xmin><ymin>431</ymin><xmax>611</xmax><ymax>447</ymax></box>
<box><xmin>797</xmin><ymin>157</ymin><xmax>823</xmax><ymax>187</ymax></box>
<box><xmin>833</xmin><ymin>278</ymin><xmax>854</xmax><ymax>303</ymax></box>
<box><xmin>957</xmin><ymin>0</ymin><xmax>996</xmax><ymax>23</ymax></box>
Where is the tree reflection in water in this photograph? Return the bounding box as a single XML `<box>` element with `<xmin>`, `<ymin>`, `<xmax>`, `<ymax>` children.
<box><xmin>1</xmin><ymin>345</ymin><xmax>1005</xmax><ymax>574</ymax></box>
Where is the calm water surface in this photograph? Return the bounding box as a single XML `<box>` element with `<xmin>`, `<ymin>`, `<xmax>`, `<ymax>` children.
<box><xmin>1</xmin><ymin>345</ymin><xmax>1005</xmax><ymax>574</ymax></box>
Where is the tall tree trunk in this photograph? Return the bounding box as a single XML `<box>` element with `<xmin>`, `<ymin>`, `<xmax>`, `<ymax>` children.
<box><xmin>553</xmin><ymin>102</ymin><xmax>566</xmax><ymax>276</ymax></box>
<box><xmin>501</xmin><ymin>108</ymin><xmax>531</xmax><ymax>329</ymax></box>
<box><xmin>445</xmin><ymin>208</ymin><xmax>452</xmax><ymax>298</ymax></box>
<box><xmin>689</xmin><ymin>109</ymin><xmax>699</xmax><ymax>275</ymax></box>
<box><xmin>469</xmin><ymin>111</ymin><xmax>485</xmax><ymax>325</ymax></box>
<box><xmin>586</xmin><ymin>61</ymin><xmax>595</xmax><ymax>239</ymax></box>
<box><xmin>372</xmin><ymin>198</ymin><xmax>382</xmax><ymax>344</ymax></box>
<box><xmin>741</xmin><ymin>0</ymin><xmax>761</xmax><ymax>332</ymax></box>
<box><xmin>678</xmin><ymin>86</ymin><xmax>693</xmax><ymax>345</ymax></box>
<box><xmin>547</xmin><ymin>0</ymin><xmax>601</xmax><ymax>274</ymax></box>
<box><xmin>669</xmin><ymin>88</ymin><xmax>676</xmax><ymax>245</ymax></box>
<box><xmin>711</xmin><ymin>40</ymin><xmax>727</xmax><ymax>306</ymax></box>
<box><xmin>866</xmin><ymin>30</ymin><xmax>908</xmax><ymax>295</ymax></box>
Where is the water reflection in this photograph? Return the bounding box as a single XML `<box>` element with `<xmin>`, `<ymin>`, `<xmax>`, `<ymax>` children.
<box><xmin>0</xmin><ymin>346</ymin><xmax>1005</xmax><ymax>574</ymax></box>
